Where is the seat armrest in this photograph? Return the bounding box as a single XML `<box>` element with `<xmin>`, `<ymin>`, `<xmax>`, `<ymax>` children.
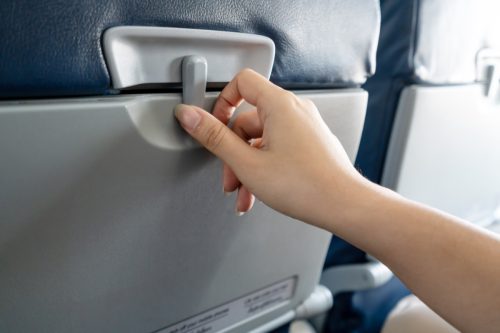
<box><xmin>320</xmin><ymin>262</ymin><xmax>393</xmax><ymax>295</ymax></box>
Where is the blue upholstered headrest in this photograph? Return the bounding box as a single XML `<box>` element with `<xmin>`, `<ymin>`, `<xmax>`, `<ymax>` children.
<box><xmin>0</xmin><ymin>0</ymin><xmax>380</xmax><ymax>99</ymax></box>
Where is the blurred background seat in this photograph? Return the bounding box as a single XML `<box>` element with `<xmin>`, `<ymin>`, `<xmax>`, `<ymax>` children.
<box><xmin>322</xmin><ymin>1</ymin><xmax>499</xmax><ymax>332</ymax></box>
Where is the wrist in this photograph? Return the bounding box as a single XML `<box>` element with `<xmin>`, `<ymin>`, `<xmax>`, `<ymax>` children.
<box><xmin>316</xmin><ymin>174</ymin><xmax>400</xmax><ymax>235</ymax></box>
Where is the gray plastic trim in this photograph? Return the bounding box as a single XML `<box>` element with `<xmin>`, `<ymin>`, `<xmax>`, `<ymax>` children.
<box><xmin>103</xmin><ymin>26</ymin><xmax>275</xmax><ymax>89</ymax></box>
<box><xmin>381</xmin><ymin>87</ymin><xmax>417</xmax><ymax>191</ymax></box>
<box><xmin>182</xmin><ymin>55</ymin><xmax>208</xmax><ymax>107</ymax></box>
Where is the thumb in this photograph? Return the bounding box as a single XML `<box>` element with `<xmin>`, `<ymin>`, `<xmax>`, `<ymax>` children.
<box><xmin>175</xmin><ymin>104</ymin><xmax>255</xmax><ymax>167</ymax></box>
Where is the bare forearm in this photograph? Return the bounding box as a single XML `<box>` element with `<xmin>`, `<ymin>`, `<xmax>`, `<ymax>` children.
<box><xmin>324</xmin><ymin>181</ymin><xmax>500</xmax><ymax>332</ymax></box>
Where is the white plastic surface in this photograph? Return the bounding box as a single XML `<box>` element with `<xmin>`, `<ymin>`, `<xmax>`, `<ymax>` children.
<box><xmin>103</xmin><ymin>26</ymin><xmax>275</xmax><ymax>89</ymax></box>
<box><xmin>414</xmin><ymin>0</ymin><xmax>500</xmax><ymax>84</ymax></box>
<box><xmin>294</xmin><ymin>285</ymin><xmax>333</xmax><ymax>319</ymax></box>
<box><xmin>383</xmin><ymin>85</ymin><xmax>500</xmax><ymax>227</ymax></box>
<box><xmin>320</xmin><ymin>262</ymin><xmax>393</xmax><ymax>295</ymax></box>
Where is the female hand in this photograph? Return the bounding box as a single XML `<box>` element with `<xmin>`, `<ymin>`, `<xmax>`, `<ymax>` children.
<box><xmin>175</xmin><ymin>68</ymin><xmax>368</xmax><ymax>229</ymax></box>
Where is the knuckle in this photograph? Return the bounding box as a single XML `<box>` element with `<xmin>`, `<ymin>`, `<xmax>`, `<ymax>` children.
<box><xmin>280</xmin><ymin>89</ymin><xmax>295</xmax><ymax>100</ymax></box>
<box><xmin>204</xmin><ymin>124</ymin><xmax>227</xmax><ymax>151</ymax></box>
<box><xmin>235</xmin><ymin>68</ymin><xmax>256</xmax><ymax>86</ymax></box>
<box><xmin>238</xmin><ymin>68</ymin><xmax>255</xmax><ymax>78</ymax></box>
<box><xmin>272</xmin><ymin>89</ymin><xmax>296</xmax><ymax>106</ymax></box>
<box><xmin>290</xmin><ymin>91</ymin><xmax>304</xmax><ymax>104</ymax></box>
<box><xmin>300</xmin><ymin>97</ymin><xmax>318</xmax><ymax>112</ymax></box>
<box><xmin>301</xmin><ymin>97</ymin><xmax>315</xmax><ymax>108</ymax></box>
<box><xmin>280</xmin><ymin>91</ymin><xmax>302</xmax><ymax>108</ymax></box>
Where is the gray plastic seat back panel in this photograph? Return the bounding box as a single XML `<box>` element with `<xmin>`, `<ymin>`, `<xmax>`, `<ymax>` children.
<box><xmin>383</xmin><ymin>85</ymin><xmax>500</xmax><ymax>227</ymax></box>
<box><xmin>0</xmin><ymin>90</ymin><xmax>367</xmax><ymax>333</ymax></box>
<box><xmin>382</xmin><ymin>0</ymin><xmax>500</xmax><ymax>227</ymax></box>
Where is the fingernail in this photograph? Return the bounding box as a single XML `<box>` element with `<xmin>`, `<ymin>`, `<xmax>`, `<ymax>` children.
<box><xmin>235</xmin><ymin>210</ymin><xmax>245</xmax><ymax>217</ymax></box>
<box><xmin>175</xmin><ymin>104</ymin><xmax>201</xmax><ymax>131</ymax></box>
<box><xmin>223</xmin><ymin>185</ymin><xmax>232</xmax><ymax>196</ymax></box>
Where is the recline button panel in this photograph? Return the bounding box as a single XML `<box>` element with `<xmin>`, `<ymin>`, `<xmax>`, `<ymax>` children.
<box><xmin>103</xmin><ymin>26</ymin><xmax>275</xmax><ymax>90</ymax></box>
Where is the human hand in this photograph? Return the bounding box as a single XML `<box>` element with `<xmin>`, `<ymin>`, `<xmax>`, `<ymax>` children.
<box><xmin>175</xmin><ymin>69</ymin><xmax>368</xmax><ymax>229</ymax></box>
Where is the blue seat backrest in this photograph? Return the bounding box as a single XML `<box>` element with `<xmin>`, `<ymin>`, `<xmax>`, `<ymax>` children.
<box><xmin>0</xmin><ymin>0</ymin><xmax>379</xmax><ymax>99</ymax></box>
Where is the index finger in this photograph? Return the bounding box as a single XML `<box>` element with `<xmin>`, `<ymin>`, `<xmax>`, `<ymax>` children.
<box><xmin>212</xmin><ymin>68</ymin><xmax>281</xmax><ymax>124</ymax></box>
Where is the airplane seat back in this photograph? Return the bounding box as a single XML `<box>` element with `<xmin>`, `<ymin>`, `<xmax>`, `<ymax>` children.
<box><xmin>382</xmin><ymin>0</ymin><xmax>500</xmax><ymax>231</ymax></box>
<box><xmin>325</xmin><ymin>1</ymin><xmax>499</xmax><ymax>332</ymax></box>
<box><xmin>0</xmin><ymin>1</ymin><xmax>381</xmax><ymax>332</ymax></box>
